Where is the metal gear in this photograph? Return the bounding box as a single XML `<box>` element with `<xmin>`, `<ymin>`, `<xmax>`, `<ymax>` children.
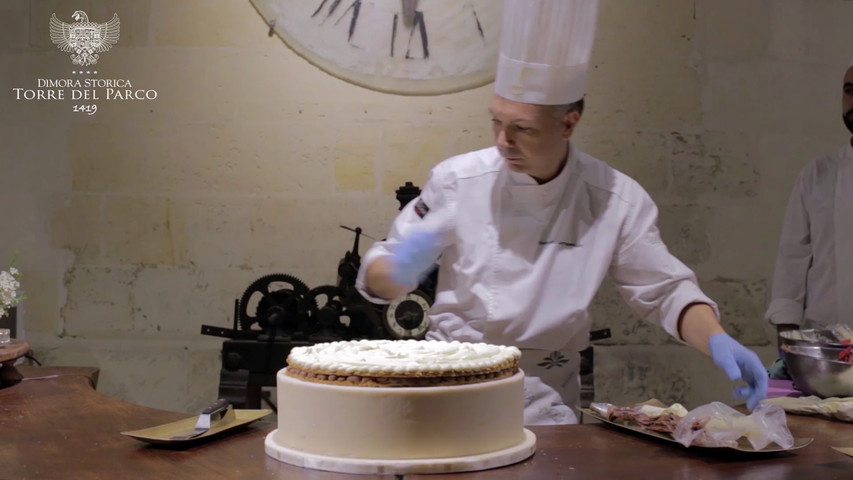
<box><xmin>239</xmin><ymin>273</ymin><xmax>310</xmax><ymax>332</ymax></box>
<box><xmin>299</xmin><ymin>285</ymin><xmax>348</xmax><ymax>339</ymax></box>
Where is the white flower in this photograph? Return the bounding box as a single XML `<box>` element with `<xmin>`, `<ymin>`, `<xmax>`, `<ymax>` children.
<box><xmin>0</xmin><ymin>267</ymin><xmax>23</xmax><ymax>318</ymax></box>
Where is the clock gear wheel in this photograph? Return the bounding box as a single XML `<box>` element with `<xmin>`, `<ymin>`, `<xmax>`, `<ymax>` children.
<box><xmin>239</xmin><ymin>273</ymin><xmax>311</xmax><ymax>333</ymax></box>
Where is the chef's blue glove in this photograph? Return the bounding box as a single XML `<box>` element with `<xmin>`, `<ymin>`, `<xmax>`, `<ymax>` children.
<box><xmin>709</xmin><ymin>333</ymin><xmax>768</xmax><ymax>410</ymax></box>
<box><xmin>389</xmin><ymin>229</ymin><xmax>442</xmax><ymax>286</ymax></box>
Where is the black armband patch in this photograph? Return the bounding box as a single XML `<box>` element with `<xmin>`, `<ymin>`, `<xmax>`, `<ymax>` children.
<box><xmin>414</xmin><ymin>198</ymin><xmax>430</xmax><ymax>218</ymax></box>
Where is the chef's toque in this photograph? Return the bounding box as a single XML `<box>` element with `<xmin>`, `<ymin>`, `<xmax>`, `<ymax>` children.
<box><xmin>494</xmin><ymin>0</ymin><xmax>599</xmax><ymax>105</ymax></box>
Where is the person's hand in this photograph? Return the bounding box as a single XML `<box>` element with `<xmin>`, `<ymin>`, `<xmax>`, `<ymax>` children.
<box><xmin>708</xmin><ymin>333</ymin><xmax>768</xmax><ymax>410</ymax></box>
<box><xmin>389</xmin><ymin>229</ymin><xmax>442</xmax><ymax>286</ymax></box>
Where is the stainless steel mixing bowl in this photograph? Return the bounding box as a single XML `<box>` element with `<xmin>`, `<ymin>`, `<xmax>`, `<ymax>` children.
<box><xmin>782</xmin><ymin>344</ymin><xmax>853</xmax><ymax>398</ymax></box>
<box><xmin>779</xmin><ymin>329</ymin><xmax>848</xmax><ymax>348</ymax></box>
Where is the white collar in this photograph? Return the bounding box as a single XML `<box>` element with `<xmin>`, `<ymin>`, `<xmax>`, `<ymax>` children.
<box><xmin>506</xmin><ymin>143</ymin><xmax>575</xmax><ymax>192</ymax></box>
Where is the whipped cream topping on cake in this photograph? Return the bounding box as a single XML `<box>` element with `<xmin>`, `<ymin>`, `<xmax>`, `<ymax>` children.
<box><xmin>285</xmin><ymin>339</ymin><xmax>521</xmax><ymax>387</ymax></box>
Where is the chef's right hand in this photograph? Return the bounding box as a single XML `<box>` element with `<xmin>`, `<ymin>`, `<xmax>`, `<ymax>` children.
<box><xmin>389</xmin><ymin>229</ymin><xmax>442</xmax><ymax>286</ymax></box>
<box><xmin>709</xmin><ymin>333</ymin><xmax>768</xmax><ymax>410</ymax></box>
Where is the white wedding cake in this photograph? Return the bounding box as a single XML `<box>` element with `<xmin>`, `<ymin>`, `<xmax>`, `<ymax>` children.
<box><xmin>264</xmin><ymin>339</ymin><xmax>536</xmax><ymax>474</ymax></box>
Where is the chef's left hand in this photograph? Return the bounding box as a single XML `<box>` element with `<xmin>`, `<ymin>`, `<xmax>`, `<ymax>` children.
<box><xmin>708</xmin><ymin>333</ymin><xmax>768</xmax><ymax>410</ymax></box>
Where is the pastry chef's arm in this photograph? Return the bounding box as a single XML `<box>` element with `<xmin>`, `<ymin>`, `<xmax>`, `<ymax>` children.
<box><xmin>610</xmin><ymin>182</ymin><xmax>767</xmax><ymax>408</ymax></box>
<box><xmin>677</xmin><ymin>303</ymin><xmax>725</xmax><ymax>355</ymax></box>
<box><xmin>364</xmin><ymin>257</ymin><xmax>410</xmax><ymax>301</ymax></box>
<box><xmin>357</xmin><ymin>164</ymin><xmax>457</xmax><ymax>303</ymax></box>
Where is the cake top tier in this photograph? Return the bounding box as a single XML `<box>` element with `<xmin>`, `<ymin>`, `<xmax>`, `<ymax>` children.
<box><xmin>286</xmin><ymin>339</ymin><xmax>521</xmax><ymax>377</ymax></box>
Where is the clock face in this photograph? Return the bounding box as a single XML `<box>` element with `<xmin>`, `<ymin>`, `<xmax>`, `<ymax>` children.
<box><xmin>251</xmin><ymin>0</ymin><xmax>502</xmax><ymax>94</ymax></box>
<box><xmin>383</xmin><ymin>290</ymin><xmax>431</xmax><ymax>339</ymax></box>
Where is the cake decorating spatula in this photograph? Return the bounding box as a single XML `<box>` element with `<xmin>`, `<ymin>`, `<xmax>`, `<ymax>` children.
<box><xmin>169</xmin><ymin>398</ymin><xmax>231</xmax><ymax>441</ymax></box>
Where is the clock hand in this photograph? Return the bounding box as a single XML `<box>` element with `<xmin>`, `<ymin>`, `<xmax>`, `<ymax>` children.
<box><xmin>332</xmin><ymin>0</ymin><xmax>362</xmax><ymax>42</ymax></box>
<box><xmin>402</xmin><ymin>0</ymin><xmax>418</xmax><ymax>26</ymax></box>
<box><xmin>311</xmin><ymin>0</ymin><xmax>329</xmax><ymax>18</ymax></box>
<box><xmin>391</xmin><ymin>13</ymin><xmax>398</xmax><ymax>57</ymax></box>
<box><xmin>321</xmin><ymin>0</ymin><xmax>343</xmax><ymax>24</ymax></box>
<box><xmin>406</xmin><ymin>11</ymin><xmax>429</xmax><ymax>59</ymax></box>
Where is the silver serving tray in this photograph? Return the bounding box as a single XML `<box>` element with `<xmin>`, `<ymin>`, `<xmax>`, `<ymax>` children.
<box><xmin>581</xmin><ymin>408</ymin><xmax>813</xmax><ymax>453</ymax></box>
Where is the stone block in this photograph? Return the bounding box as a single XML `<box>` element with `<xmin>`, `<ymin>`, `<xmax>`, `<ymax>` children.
<box><xmin>103</xmin><ymin>196</ymin><xmax>173</xmax><ymax>265</ymax></box>
<box><xmin>68</xmin><ymin>121</ymin><xmax>335</xmax><ymax>195</ymax></box>
<box><xmin>588</xmin><ymin>0</ymin><xmax>701</xmax><ymax>130</ymax></box>
<box><xmin>704</xmin><ymin>60</ymin><xmax>840</xmax><ymax>137</ymax></box>
<box><xmin>696</xmin><ymin>0</ymin><xmax>771</xmax><ymax>61</ymax></box>
<box><xmin>51</xmin><ymin>193</ymin><xmax>102</xmax><ymax>265</ymax></box>
<box><xmin>767</xmin><ymin>1</ymin><xmax>853</xmax><ymax>67</ymax></box>
<box><xmin>669</xmin><ymin>131</ymin><xmax>761</xmax><ymax>201</ymax></box>
<box><xmin>380</xmin><ymin>126</ymin><xmax>451</xmax><ymax>195</ymax></box>
<box><xmin>10</xmin><ymin>268</ymin><xmax>66</xmax><ymax>335</ymax></box>
<box><xmin>333</xmin><ymin>126</ymin><xmax>381</xmax><ymax>192</ymax></box>
<box><xmin>60</xmin><ymin>266</ymin><xmax>135</xmax><ymax>336</ymax></box>
<box><xmin>700</xmin><ymin>197</ymin><xmax>780</xmax><ymax>280</ymax></box>
<box><xmin>335</xmin><ymin>156</ymin><xmax>376</xmax><ymax>192</ymax></box>
<box><xmin>132</xmin><ymin>266</ymin><xmax>243</xmax><ymax>335</ymax></box>
<box><xmin>656</xmin><ymin>204</ymin><xmax>712</xmax><ymax>268</ymax></box>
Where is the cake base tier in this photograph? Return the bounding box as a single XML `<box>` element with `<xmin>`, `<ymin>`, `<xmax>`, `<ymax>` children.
<box><xmin>264</xmin><ymin>428</ymin><xmax>536</xmax><ymax>475</ymax></box>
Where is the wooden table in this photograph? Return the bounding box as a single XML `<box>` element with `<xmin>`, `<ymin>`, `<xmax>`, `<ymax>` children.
<box><xmin>3</xmin><ymin>368</ymin><xmax>853</xmax><ymax>479</ymax></box>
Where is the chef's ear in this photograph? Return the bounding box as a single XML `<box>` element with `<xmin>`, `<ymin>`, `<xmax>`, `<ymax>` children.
<box><xmin>559</xmin><ymin>97</ymin><xmax>584</xmax><ymax>140</ymax></box>
<box><xmin>561</xmin><ymin>109</ymin><xmax>581</xmax><ymax>140</ymax></box>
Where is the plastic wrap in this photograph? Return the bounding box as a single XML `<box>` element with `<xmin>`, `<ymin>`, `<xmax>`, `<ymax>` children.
<box><xmin>672</xmin><ymin>402</ymin><xmax>794</xmax><ymax>450</ymax></box>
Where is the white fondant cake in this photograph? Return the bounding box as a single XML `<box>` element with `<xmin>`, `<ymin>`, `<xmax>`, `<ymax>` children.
<box><xmin>265</xmin><ymin>339</ymin><xmax>535</xmax><ymax>472</ymax></box>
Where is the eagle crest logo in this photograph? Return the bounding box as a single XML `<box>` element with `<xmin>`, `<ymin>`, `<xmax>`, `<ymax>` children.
<box><xmin>50</xmin><ymin>11</ymin><xmax>120</xmax><ymax>66</ymax></box>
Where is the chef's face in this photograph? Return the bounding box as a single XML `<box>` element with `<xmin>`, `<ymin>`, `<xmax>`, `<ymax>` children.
<box><xmin>843</xmin><ymin>67</ymin><xmax>853</xmax><ymax>136</ymax></box>
<box><xmin>489</xmin><ymin>94</ymin><xmax>580</xmax><ymax>183</ymax></box>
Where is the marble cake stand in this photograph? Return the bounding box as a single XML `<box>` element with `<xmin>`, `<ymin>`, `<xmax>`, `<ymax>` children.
<box><xmin>265</xmin><ymin>428</ymin><xmax>536</xmax><ymax>475</ymax></box>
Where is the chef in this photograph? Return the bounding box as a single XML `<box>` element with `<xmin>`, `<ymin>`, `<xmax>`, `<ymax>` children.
<box><xmin>356</xmin><ymin>0</ymin><xmax>767</xmax><ymax>425</ymax></box>
<box><xmin>766</xmin><ymin>58</ymin><xmax>853</xmax><ymax>337</ymax></box>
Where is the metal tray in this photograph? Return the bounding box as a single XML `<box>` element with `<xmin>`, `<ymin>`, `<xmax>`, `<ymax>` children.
<box><xmin>581</xmin><ymin>408</ymin><xmax>813</xmax><ymax>453</ymax></box>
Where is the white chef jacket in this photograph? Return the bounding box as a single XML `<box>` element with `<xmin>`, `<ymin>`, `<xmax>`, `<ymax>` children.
<box><xmin>766</xmin><ymin>143</ymin><xmax>853</xmax><ymax>328</ymax></box>
<box><xmin>356</xmin><ymin>144</ymin><xmax>717</xmax><ymax>423</ymax></box>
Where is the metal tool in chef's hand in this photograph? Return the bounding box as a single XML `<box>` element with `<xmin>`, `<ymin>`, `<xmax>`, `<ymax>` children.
<box><xmin>169</xmin><ymin>398</ymin><xmax>231</xmax><ymax>441</ymax></box>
